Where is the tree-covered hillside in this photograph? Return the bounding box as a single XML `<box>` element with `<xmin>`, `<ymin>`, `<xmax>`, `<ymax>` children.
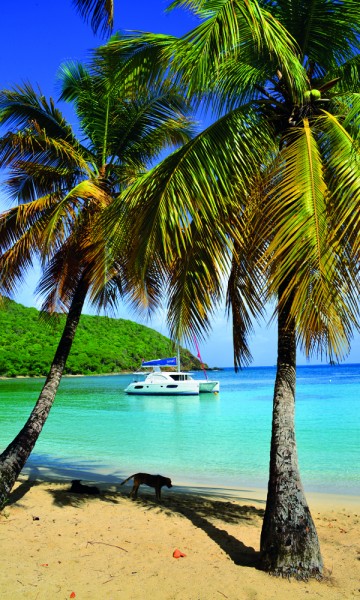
<box><xmin>0</xmin><ymin>299</ymin><xmax>202</xmax><ymax>377</ymax></box>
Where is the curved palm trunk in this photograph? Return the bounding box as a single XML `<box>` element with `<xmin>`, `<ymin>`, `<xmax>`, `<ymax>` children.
<box><xmin>0</xmin><ymin>280</ymin><xmax>88</xmax><ymax>508</ymax></box>
<box><xmin>260</xmin><ymin>298</ymin><xmax>323</xmax><ymax>578</ymax></box>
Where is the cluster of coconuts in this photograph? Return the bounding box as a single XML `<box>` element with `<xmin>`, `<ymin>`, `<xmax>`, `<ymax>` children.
<box><xmin>304</xmin><ymin>89</ymin><xmax>322</xmax><ymax>101</ymax></box>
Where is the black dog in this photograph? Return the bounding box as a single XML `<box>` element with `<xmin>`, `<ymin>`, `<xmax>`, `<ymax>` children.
<box><xmin>69</xmin><ymin>479</ymin><xmax>100</xmax><ymax>495</ymax></box>
<box><xmin>121</xmin><ymin>473</ymin><xmax>172</xmax><ymax>501</ymax></box>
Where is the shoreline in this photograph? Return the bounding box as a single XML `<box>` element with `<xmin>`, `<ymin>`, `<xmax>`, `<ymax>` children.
<box><xmin>20</xmin><ymin>462</ymin><xmax>360</xmax><ymax>511</ymax></box>
<box><xmin>1</xmin><ymin>361</ymin><xmax>359</xmax><ymax>379</ymax></box>
<box><xmin>0</xmin><ymin>371</ymin><xmax>134</xmax><ymax>380</ymax></box>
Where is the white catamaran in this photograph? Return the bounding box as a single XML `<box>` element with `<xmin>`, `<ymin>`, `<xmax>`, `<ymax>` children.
<box><xmin>124</xmin><ymin>356</ymin><xmax>219</xmax><ymax>396</ymax></box>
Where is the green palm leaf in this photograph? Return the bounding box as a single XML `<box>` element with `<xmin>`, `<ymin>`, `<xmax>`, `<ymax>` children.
<box><xmin>167</xmin><ymin>0</ymin><xmax>305</xmax><ymax>98</ymax></box>
<box><xmin>264</xmin><ymin>118</ymin><xmax>359</xmax><ymax>359</ymax></box>
<box><xmin>105</xmin><ymin>105</ymin><xmax>275</xmax><ymax>276</ymax></box>
<box><xmin>318</xmin><ymin>106</ymin><xmax>360</xmax><ymax>255</ymax></box>
<box><xmin>261</xmin><ymin>0</ymin><xmax>360</xmax><ymax>70</ymax></box>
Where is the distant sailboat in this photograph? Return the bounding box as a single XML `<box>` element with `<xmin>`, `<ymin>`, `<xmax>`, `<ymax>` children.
<box><xmin>124</xmin><ymin>351</ymin><xmax>219</xmax><ymax>396</ymax></box>
<box><xmin>124</xmin><ymin>356</ymin><xmax>199</xmax><ymax>395</ymax></box>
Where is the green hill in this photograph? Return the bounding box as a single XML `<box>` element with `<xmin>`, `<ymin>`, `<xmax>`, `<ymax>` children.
<box><xmin>0</xmin><ymin>299</ymin><xmax>202</xmax><ymax>377</ymax></box>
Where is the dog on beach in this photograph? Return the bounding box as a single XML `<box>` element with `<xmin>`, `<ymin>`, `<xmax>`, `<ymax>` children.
<box><xmin>69</xmin><ymin>479</ymin><xmax>100</xmax><ymax>495</ymax></box>
<box><xmin>121</xmin><ymin>473</ymin><xmax>172</xmax><ymax>501</ymax></box>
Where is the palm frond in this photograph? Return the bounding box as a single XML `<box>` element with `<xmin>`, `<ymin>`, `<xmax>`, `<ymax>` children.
<box><xmin>58</xmin><ymin>56</ymin><xmax>195</xmax><ymax>175</ymax></box>
<box><xmin>205</xmin><ymin>57</ymin><xmax>267</xmax><ymax>114</ymax></box>
<box><xmin>36</xmin><ymin>241</ymin><xmax>84</xmax><ymax>314</ymax></box>
<box><xmin>260</xmin><ymin>0</ymin><xmax>360</xmax><ymax>70</ymax></box>
<box><xmin>38</xmin><ymin>180</ymin><xmax>112</xmax><ymax>258</ymax></box>
<box><xmin>166</xmin><ymin>0</ymin><xmax>204</xmax><ymax>14</ymax></box>
<box><xmin>265</xmin><ymin>120</ymin><xmax>328</xmax><ymax>295</ymax></box>
<box><xmin>225</xmin><ymin>180</ymin><xmax>268</xmax><ymax>368</ymax></box>
<box><xmin>120</xmin><ymin>258</ymin><xmax>166</xmax><ymax>318</ymax></box>
<box><xmin>108</xmin><ymin>91</ymin><xmax>194</xmax><ymax>169</ymax></box>
<box><xmin>101</xmin><ymin>2</ymin><xmax>306</xmax><ymax>108</ymax></box>
<box><xmin>264</xmin><ymin>118</ymin><xmax>359</xmax><ymax>359</ymax></box>
<box><xmin>57</xmin><ymin>61</ymin><xmax>93</xmax><ymax>103</ymax></box>
<box><xmin>318</xmin><ymin>107</ymin><xmax>360</xmax><ymax>255</ymax></box>
<box><xmin>166</xmin><ymin>0</ymin><xmax>305</xmax><ymax>102</ymax></box>
<box><xmin>105</xmin><ymin>105</ymin><xmax>274</xmax><ymax>277</ymax></box>
<box><xmin>0</xmin><ymin>84</ymin><xmax>74</xmax><ymax>140</ymax></box>
<box><xmin>226</xmin><ymin>252</ymin><xmax>261</xmax><ymax>368</ymax></box>
<box><xmin>0</xmin><ymin>56</ymin><xmax>197</xmax><ymax>320</ymax></box>
<box><xmin>72</xmin><ymin>0</ymin><xmax>113</xmax><ymax>36</ymax></box>
<box><xmin>326</xmin><ymin>55</ymin><xmax>360</xmax><ymax>94</ymax></box>
<box><xmin>166</xmin><ymin>217</ymin><xmax>232</xmax><ymax>345</ymax></box>
<box><xmin>97</xmin><ymin>33</ymin><xmax>177</xmax><ymax>96</ymax></box>
<box><xmin>0</xmin><ymin>223</ymin><xmax>43</xmax><ymax>297</ymax></box>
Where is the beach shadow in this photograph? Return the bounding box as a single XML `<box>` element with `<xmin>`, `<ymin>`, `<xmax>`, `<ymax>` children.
<box><xmin>7</xmin><ymin>465</ymin><xmax>46</xmax><ymax>506</ymax></box>
<box><xmin>9</xmin><ymin>460</ymin><xmax>263</xmax><ymax>570</ymax></box>
<box><xmin>177</xmin><ymin>508</ymin><xmax>260</xmax><ymax>567</ymax></box>
<box><xmin>47</xmin><ymin>484</ymin><xmax>129</xmax><ymax>508</ymax></box>
<box><xmin>7</xmin><ymin>477</ymin><xmax>40</xmax><ymax>505</ymax></box>
<box><xmin>129</xmin><ymin>491</ymin><xmax>264</xmax><ymax>568</ymax></box>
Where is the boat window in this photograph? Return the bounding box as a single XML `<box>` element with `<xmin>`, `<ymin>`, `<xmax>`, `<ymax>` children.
<box><xmin>170</xmin><ymin>374</ymin><xmax>192</xmax><ymax>381</ymax></box>
<box><xmin>166</xmin><ymin>385</ymin><xmax>178</xmax><ymax>388</ymax></box>
<box><xmin>134</xmin><ymin>385</ymin><xmax>144</xmax><ymax>389</ymax></box>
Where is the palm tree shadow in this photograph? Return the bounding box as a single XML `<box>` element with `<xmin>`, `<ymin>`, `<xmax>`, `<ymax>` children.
<box><xmin>47</xmin><ymin>484</ymin><xmax>127</xmax><ymax>508</ymax></box>
<box><xmin>180</xmin><ymin>508</ymin><xmax>260</xmax><ymax>567</ymax></box>
<box><xmin>8</xmin><ymin>477</ymin><xmax>40</xmax><ymax>505</ymax></box>
<box><xmin>7</xmin><ymin>466</ymin><xmax>47</xmax><ymax>506</ymax></box>
<box><xmin>9</xmin><ymin>472</ymin><xmax>263</xmax><ymax>569</ymax></box>
<box><xmin>132</xmin><ymin>490</ymin><xmax>264</xmax><ymax>568</ymax></box>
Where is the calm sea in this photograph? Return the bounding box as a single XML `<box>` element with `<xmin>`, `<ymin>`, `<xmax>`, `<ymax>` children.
<box><xmin>0</xmin><ymin>364</ymin><xmax>359</xmax><ymax>495</ymax></box>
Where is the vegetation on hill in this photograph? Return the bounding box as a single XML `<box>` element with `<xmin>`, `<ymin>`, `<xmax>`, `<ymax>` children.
<box><xmin>0</xmin><ymin>299</ymin><xmax>202</xmax><ymax>377</ymax></box>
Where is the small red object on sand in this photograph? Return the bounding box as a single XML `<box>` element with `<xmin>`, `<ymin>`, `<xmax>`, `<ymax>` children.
<box><xmin>70</xmin><ymin>593</ymin><xmax>76</xmax><ymax>598</ymax></box>
<box><xmin>173</xmin><ymin>549</ymin><xmax>186</xmax><ymax>558</ymax></box>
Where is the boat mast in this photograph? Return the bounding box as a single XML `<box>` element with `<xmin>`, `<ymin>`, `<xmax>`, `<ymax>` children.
<box><xmin>193</xmin><ymin>331</ymin><xmax>208</xmax><ymax>380</ymax></box>
<box><xmin>177</xmin><ymin>346</ymin><xmax>180</xmax><ymax>373</ymax></box>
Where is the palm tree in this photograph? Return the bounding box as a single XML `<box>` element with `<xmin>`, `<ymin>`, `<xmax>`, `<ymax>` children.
<box><xmin>0</xmin><ymin>50</ymin><xmax>193</xmax><ymax>507</ymax></box>
<box><xmin>101</xmin><ymin>0</ymin><xmax>360</xmax><ymax>578</ymax></box>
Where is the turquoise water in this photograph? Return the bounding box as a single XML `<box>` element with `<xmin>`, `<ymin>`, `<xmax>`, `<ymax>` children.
<box><xmin>0</xmin><ymin>364</ymin><xmax>359</xmax><ymax>495</ymax></box>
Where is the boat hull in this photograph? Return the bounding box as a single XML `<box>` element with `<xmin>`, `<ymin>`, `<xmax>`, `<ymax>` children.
<box><xmin>124</xmin><ymin>367</ymin><xmax>219</xmax><ymax>396</ymax></box>
<box><xmin>198</xmin><ymin>380</ymin><xmax>220</xmax><ymax>393</ymax></box>
<box><xmin>124</xmin><ymin>382</ymin><xmax>199</xmax><ymax>395</ymax></box>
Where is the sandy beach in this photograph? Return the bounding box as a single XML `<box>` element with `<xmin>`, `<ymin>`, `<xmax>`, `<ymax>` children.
<box><xmin>1</xmin><ymin>475</ymin><xmax>359</xmax><ymax>600</ymax></box>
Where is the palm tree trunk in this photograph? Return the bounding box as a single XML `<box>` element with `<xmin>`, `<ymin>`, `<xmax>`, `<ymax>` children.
<box><xmin>260</xmin><ymin>297</ymin><xmax>323</xmax><ymax>578</ymax></box>
<box><xmin>0</xmin><ymin>279</ymin><xmax>88</xmax><ymax>508</ymax></box>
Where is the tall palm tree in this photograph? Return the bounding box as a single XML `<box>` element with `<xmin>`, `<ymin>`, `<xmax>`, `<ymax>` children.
<box><xmin>0</xmin><ymin>50</ymin><xmax>193</xmax><ymax>507</ymax></box>
<box><xmin>101</xmin><ymin>0</ymin><xmax>360</xmax><ymax>578</ymax></box>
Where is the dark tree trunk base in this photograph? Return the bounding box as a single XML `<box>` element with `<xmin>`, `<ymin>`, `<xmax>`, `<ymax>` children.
<box><xmin>260</xmin><ymin>488</ymin><xmax>323</xmax><ymax>580</ymax></box>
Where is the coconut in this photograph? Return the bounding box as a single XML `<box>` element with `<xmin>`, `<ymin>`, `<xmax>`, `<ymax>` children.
<box><xmin>310</xmin><ymin>89</ymin><xmax>322</xmax><ymax>99</ymax></box>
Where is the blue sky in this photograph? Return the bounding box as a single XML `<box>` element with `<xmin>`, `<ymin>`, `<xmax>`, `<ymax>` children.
<box><xmin>0</xmin><ymin>0</ymin><xmax>359</xmax><ymax>367</ymax></box>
